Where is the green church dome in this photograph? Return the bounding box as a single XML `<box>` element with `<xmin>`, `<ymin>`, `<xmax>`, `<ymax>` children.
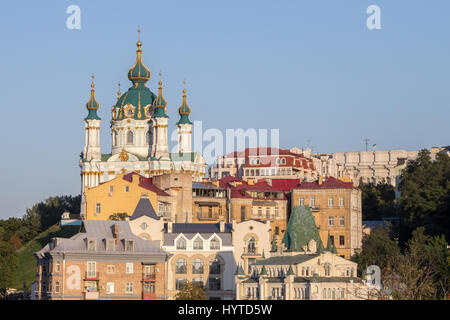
<box><xmin>176</xmin><ymin>88</ymin><xmax>193</xmax><ymax>125</ymax></box>
<box><xmin>85</xmin><ymin>77</ymin><xmax>101</xmax><ymax>120</ymax></box>
<box><xmin>114</xmin><ymin>40</ymin><xmax>156</xmax><ymax>121</ymax></box>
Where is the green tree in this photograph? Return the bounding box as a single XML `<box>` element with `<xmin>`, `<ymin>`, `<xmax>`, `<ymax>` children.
<box><xmin>174</xmin><ymin>281</ymin><xmax>206</xmax><ymax>300</ymax></box>
<box><xmin>0</xmin><ymin>241</ymin><xmax>18</xmax><ymax>298</ymax></box>
<box><xmin>360</xmin><ymin>183</ymin><xmax>397</xmax><ymax>220</ymax></box>
<box><xmin>398</xmin><ymin>149</ymin><xmax>450</xmax><ymax>241</ymax></box>
<box><xmin>108</xmin><ymin>213</ymin><xmax>130</xmax><ymax>221</ymax></box>
<box><xmin>352</xmin><ymin>226</ymin><xmax>401</xmax><ymax>276</ymax></box>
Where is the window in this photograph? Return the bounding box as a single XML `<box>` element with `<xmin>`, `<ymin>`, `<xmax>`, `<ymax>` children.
<box><xmin>241</xmin><ymin>206</ymin><xmax>246</xmax><ymax>220</ymax></box>
<box><xmin>325</xmin><ymin>264</ymin><xmax>331</xmax><ymax>277</ymax></box>
<box><xmin>309</xmin><ymin>197</ymin><xmax>315</xmax><ymax>208</ymax></box>
<box><xmin>107</xmin><ymin>265</ymin><xmax>115</xmax><ymax>274</ymax></box>
<box><xmin>141</xmin><ymin>222</ymin><xmax>148</xmax><ymax>230</ymax></box>
<box><xmin>95</xmin><ymin>203</ymin><xmax>101</xmax><ymax>215</ymax></box>
<box><xmin>146</xmin><ymin>131</ymin><xmax>151</xmax><ymax>145</ymax></box>
<box><xmin>125</xmin><ymin>282</ymin><xmax>133</xmax><ymax>294</ymax></box>
<box><xmin>109</xmin><ymin>185</ymin><xmax>114</xmax><ymax>194</ymax></box>
<box><xmin>208</xmin><ymin>277</ymin><xmax>221</xmax><ymax>291</ymax></box>
<box><xmin>125</xmin><ymin>186</ymin><xmax>130</xmax><ymax>193</ymax></box>
<box><xmin>339</xmin><ymin>235</ymin><xmax>345</xmax><ymax>246</ymax></box>
<box><xmin>126</xmin><ymin>131</ymin><xmax>134</xmax><ymax>145</ymax></box>
<box><xmin>176</xmin><ymin>259</ymin><xmax>187</xmax><ymax>274</ymax></box>
<box><xmin>266</xmin><ymin>207</ymin><xmax>271</xmax><ymax>219</ymax></box>
<box><xmin>210</xmin><ymin>238</ymin><xmax>220</xmax><ymax>250</ymax></box>
<box><xmin>247</xmin><ymin>237</ymin><xmax>256</xmax><ymax>254</ymax></box>
<box><xmin>88</xmin><ymin>239</ymin><xmax>96</xmax><ymax>251</ymax></box>
<box><xmin>125</xmin><ymin>240</ymin><xmax>134</xmax><ymax>251</ymax></box>
<box><xmin>330</xmin><ymin>236</ymin><xmax>335</xmax><ymax>246</ymax></box>
<box><xmin>209</xmin><ymin>259</ymin><xmax>221</xmax><ymax>274</ymax></box>
<box><xmin>339</xmin><ymin>216</ymin><xmax>345</xmax><ymax>226</ymax></box>
<box><xmin>55</xmin><ymin>261</ymin><xmax>61</xmax><ymax>273</ymax></box>
<box><xmin>192</xmin><ymin>278</ymin><xmax>203</xmax><ymax>288</ymax></box>
<box><xmin>258</xmin><ymin>207</ymin><xmax>262</xmax><ymax>217</ymax></box>
<box><xmin>299</xmin><ymin>198</ymin><xmax>305</xmax><ymax>206</ymax></box>
<box><xmin>87</xmin><ymin>261</ymin><xmax>96</xmax><ymax>278</ymax></box>
<box><xmin>113</xmin><ymin>131</ymin><xmax>117</xmax><ymax>146</ymax></box>
<box><xmin>143</xmin><ymin>282</ymin><xmax>155</xmax><ymax>293</ymax></box>
<box><xmin>175</xmin><ymin>278</ymin><xmax>187</xmax><ymax>290</ymax></box>
<box><xmin>328</xmin><ymin>197</ymin><xmax>334</xmax><ymax>207</ymax></box>
<box><xmin>176</xmin><ymin>238</ymin><xmax>186</xmax><ymax>250</ymax></box>
<box><xmin>281</xmin><ymin>158</ymin><xmax>286</xmax><ymax>164</ymax></box>
<box><xmin>193</xmin><ymin>237</ymin><xmax>203</xmax><ymax>250</ymax></box>
<box><xmin>339</xmin><ymin>197</ymin><xmax>345</xmax><ymax>207</ymax></box>
<box><xmin>106</xmin><ymin>239</ymin><xmax>115</xmax><ymax>251</ymax></box>
<box><xmin>126</xmin><ymin>262</ymin><xmax>134</xmax><ymax>274</ymax></box>
<box><xmin>192</xmin><ymin>259</ymin><xmax>204</xmax><ymax>274</ymax></box>
<box><xmin>275</xmin><ymin>207</ymin><xmax>279</xmax><ymax>217</ymax></box>
<box><xmin>328</xmin><ymin>216</ymin><xmax>334</xmax><ymax>226</ymax></box>
<box><xmin>106</xmin><ymin>282</ymin><xmax>114</xmax><ymax>294</ymax></box>
<box><xmin>55</xmin><ymin>281</ymin><xmax>60</xmax><ymax>293</ymax></box>
<box><xmin>144</xmin><ymin>265</ymin><xmax>155</xmax><ymax>275</ymax></box>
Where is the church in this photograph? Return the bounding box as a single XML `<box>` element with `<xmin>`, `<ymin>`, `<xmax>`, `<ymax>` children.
<box><xmin>79</xmin><ymin>35</ymin><xmax>207</xmax><ymax>216</ymax></box>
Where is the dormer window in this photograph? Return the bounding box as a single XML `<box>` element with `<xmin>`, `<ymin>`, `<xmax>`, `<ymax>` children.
<box><xmin>106</xmin><ymin>239</ymin><xmax>115</xmax><ymax>251</ymax></box>
<box><xmin>125</xmin><ymin>240</ymin><xmax>134</xmax><ymax>252</ymax></box>
<box><xmin>176</xmin><ymin>238</ymin><xmax>186</xmax><ymax>250</ymax></box>
<box><xmin>193</xmin><ymin>237</ymin><xmax>203</xmax><ymax>250</ymax></box>
<box><xmin>210</xmin><ymin>237</ymin><xmax>220</xmax><ymax>250</ymax></box>
<box><xmin>88</xmin><ymin>239</ymin><xmax>96</xmax><ymax>251</ymax></box>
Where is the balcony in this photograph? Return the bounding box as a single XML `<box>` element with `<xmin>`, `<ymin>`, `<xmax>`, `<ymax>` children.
<box><xmin>84</xmin><ymin>272</ymin><xmax>99</xmax><ymax>280</ymax></box>
<box><xmin>309</xmin><ymin>206</ymin><xmax>320</xmax><ymax>212</ymax></box>
<box><xmin>84</xmin><ymin>291</ymin><xmax>99</xmax><ymax>300</ymax></box>
<box><xmin>142</xmin><ymin>273</ymin><xmax>156</xmax><ymax>282</ymax></box>
<box><xmin>197</xmin><ymin>213</ymin><xmax>219</xmax><ymax>221</ymax></box>
<box><xmin>142</xmin><ymin>292</ymin><xmax>156</xmax><ymax>300</ymax></box>
<box><xmin>242</xmin><ymin>248</ymin><xmax>261</xmax><ymax>257</ymax></box>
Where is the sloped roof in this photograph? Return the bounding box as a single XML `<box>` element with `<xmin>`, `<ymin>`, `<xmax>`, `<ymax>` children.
<box><xmin>122</xmin><ymin>172</ymin><xmax>169</xmax><ymax>196</ymax></box>
<box><xmin>296</xmin><ymin>176</ymin><xmax>353</xmax><ymax>189</ymax></box>
<box><xmin>130</xmin><ymin>196</ymin><xmax>160</xmax><ymax>221</ymax></box>
<box><xmin>282</xmin><ymin>206</ymin><xmax>324</xmax><ymax>251</ymax></box>
<box><xmin>253</xmin><ymin>254</ymin><xmax>318</xmax><ymax>266</ymax></box>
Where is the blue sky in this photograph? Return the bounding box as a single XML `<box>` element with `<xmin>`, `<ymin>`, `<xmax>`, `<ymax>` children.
<box><xmin>0</xmin><ymin>0</ymin><xmax>449</xmax><ymax>218</ymax></box>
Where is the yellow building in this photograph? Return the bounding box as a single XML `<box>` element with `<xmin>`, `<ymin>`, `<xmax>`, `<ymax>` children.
<box><xmin>291</xmin><ymin>177</ymin><xmax>362</xmax><ymax>259</ymax></box>
<box><xmin>83</xmin><ymin>172</ymin><xmax>171</xmax><ymax>220</ymax></box>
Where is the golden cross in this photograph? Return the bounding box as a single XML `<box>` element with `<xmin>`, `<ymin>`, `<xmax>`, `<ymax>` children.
<box><xmin>183</xmin><ymin>79</ymin><xmax>186</xmax><ymax>89</ymax></box>
<box><xmin>118</xmin><ymin>81</ymin><xmax>121</xmax><ymax>91</ymax></box>
<box><xmin>91</xmin><ymin>73</ymin><xmax>95</xmax><ymax>83</ymax></box>
<box><xmin>137</xmin><ymin>25</ymin><xmax>141</xmax><ymax>41</ymax></box>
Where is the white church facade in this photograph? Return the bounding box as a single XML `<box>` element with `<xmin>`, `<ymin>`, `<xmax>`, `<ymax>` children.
<box><xmin>79</xmin><ymin>37</ymin><xmax>207</xmax><ymax>217</ymax></box>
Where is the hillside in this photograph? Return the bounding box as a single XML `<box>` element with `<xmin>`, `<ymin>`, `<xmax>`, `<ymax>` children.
<box><xmin>12</xmin><ymin>224</ymin><xmax>80</xmax><ymax>290</ymax></box>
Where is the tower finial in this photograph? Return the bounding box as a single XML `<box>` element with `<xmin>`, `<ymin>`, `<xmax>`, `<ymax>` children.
<box><xmin>137</xmin><ymin>25</ymin><xmax>141</xmax><ymax>42</ymax></box>
<box><xmin>117</xmin><ymin>81</ymin><xmax>121</xmax><ymax>100</ymax></box>
<box><xmin>90</xmin><ymin>73</ymin><xmax>95</xmax><ymax>89</ymax></box>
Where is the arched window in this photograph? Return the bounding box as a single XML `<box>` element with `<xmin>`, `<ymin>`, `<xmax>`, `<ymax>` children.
<box><xmin>247</xmin><ymin>237</ymin><xmax>256</xmax><ymax>254</ymax></box>
<box><xmin>192</xmin><ymin>258</ymin><xmax>203</xmax><ymax>274</ymax></box>
<box><xmin>112</xmin><ymin>130</ymin><xmax>117</xmax><ymax>146</ymax></box>
<box><xmin>324</xmin><ymin>263</ymin><xmax>331</xmax><ymax>276</ymax></box>
<box><xmin>127</xmin><ymin>130</ymin><xmax>134</xmax><ymax>145</ymax></box>
<box><xmin>209</xmin><ymin>259</ymin><xmax>221</xmax><ymax>274</ymax></box>
<box><xmin>193</xmin><ymin>237</ymin><xmax>203</xmax><ymax>250</ymax></box>
<box><xmin>175</xmin><ymin>258</ymin><xmax>187</xmax><ymax>274</ymax></box>
<box><xmin>176</xmin><ymin>238</ymin><xmax>186</xmax><ymax>250</ymax></box>
<box><xmin>281</xmin><ymin>158</ymin><xmax>286</xmax><ymax>164</ymax></box>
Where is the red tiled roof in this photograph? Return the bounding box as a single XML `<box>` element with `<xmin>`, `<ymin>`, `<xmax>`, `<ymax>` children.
<box><xmin>296</xmin><ymin>177</ymin><xmax>353</xmax><ymax>190</ymax></box>
<box><xmin>218</xmin><ymin>175</ymin><xmax>245</xmax><ymax>188</ymax></box>
<box><xmin>123</xmin><ymin>172</ymin><xmax>170</xmax><ymax>196</ymax></box>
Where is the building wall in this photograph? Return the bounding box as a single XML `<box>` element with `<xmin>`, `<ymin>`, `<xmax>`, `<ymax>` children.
<box><xmin>291</xmin><ymin>188</ymin><xmax>362</xmax><ymax>259</ymax></box>
<box><xmin>84</xmin><ymin>174</ymin><xmax>160</xmax><ymax>220</ymax></box>
<box><xmin>35</xmin><ymin>257</ymin><xmax>166</xmax><ymax>300</ymax></box>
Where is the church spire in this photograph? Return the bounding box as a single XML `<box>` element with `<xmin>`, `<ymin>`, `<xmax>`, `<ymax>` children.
<box><xmin>153</xmin><ymin>73</ymin><xmax>168</xmax><ymax>117</ymax></box>
<box><xmin>85</xmin><ymin>74</ymin><xmax>101</xmax><ymax>120</ymax></box>
<box><xmin>127</xmin><ymin>26</ymin><xmax>151</xmax><ymax>85</ymax></box>
<box><xmin>176</xmin><ymin>81</ymin><xmax>193</xmax><ymax>125</ymax></box>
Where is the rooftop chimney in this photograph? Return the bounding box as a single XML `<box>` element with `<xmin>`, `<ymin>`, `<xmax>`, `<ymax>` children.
<box><xmin>318</xmin><ymin>175</ymin><xmax>323</xmax><ymax>185</ymax></box>
<box><xmin>112</xmin><ymin>224</ymin><xmax>120</xmax><ymax>244</ymax></box>
<box><xmin>167</xmin><ymin>222</ymin><xmax>173</xmax><ymax>233</ymax></box>
<box><xmin>219</xmin><ymin>220</ymin><xmax>225</xmax><ymax>233</ymax></box>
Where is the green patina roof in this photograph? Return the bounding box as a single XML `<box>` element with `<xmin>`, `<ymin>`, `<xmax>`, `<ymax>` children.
<box><xmin>176</xmin><ymin>88</ymin><xmax>192</xmax><ymax>125</ymax></box>
<box><xmin>287</xmin><ymin>265</ymin><xmax>295</xmax><ymax>276</ymax></box>
<box><xmin>101</xmin><ymin>154</ymin><xmax>112</xmax><ymax>161</ymax></box>
<box><xmin>282</xmin><ymin>206</ymin><xmax>324</xmax><ymax>252</ymax></box>
<box><xmin>259</xmin><ymin>265</ymin><xmax>267</xmax><ymax>275</ymax></box>
<box><xmin>176</xmin><ymin>114</ymin><xmax>192</xmax><ymax>125</ymax></box>
<box><xmin>170</xmin><ymin>152</ymin><xmax>196</xmax><ymax>162</ymax></box>
<box><xmin>293</xmin><ymin>276</ymin><xmax>363</xmax><ymax>283</ymax></box>
<box><xmin>84</xmin><ymin>82</ymin><xmax>101</xmax><ymax>120</ymax></box>
<box><xmin>270</xmin><ymin>234</ymin><xmax>277</xmax><ymax>252</ymax></box>
<box><xmin>253</xmin><ymin>254</ymin><xmax>318</xmax><ymax>266</ymax></box>
<box><xmin>115</xmin><ymin>83</ymin><xmax>156</xmax><ymax>120</ymax></box>
<box><xmin>127</xmin><ymin>41</ymin><xmax>151</xmax><ymax>83</ymax></box>
<box><xmin>234</xmin><ymin>264</ymin><xmax>246</xmax><ymax>276</ymax></box>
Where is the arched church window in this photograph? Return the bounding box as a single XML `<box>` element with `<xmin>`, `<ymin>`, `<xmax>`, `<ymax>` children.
<box><xmin>127</xmin><ymin>131</ymin><xmax>134</xmax><ymax>145</ymax></box>
<box><xmin>247</xmin><ymin>237</ymin><xmax>256</xmax><ymax>254</ymax></box>
<box><xmin>113</xmin><ymin>130</ymin><xmax>117</xmax><ymax>147</ymax></box>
